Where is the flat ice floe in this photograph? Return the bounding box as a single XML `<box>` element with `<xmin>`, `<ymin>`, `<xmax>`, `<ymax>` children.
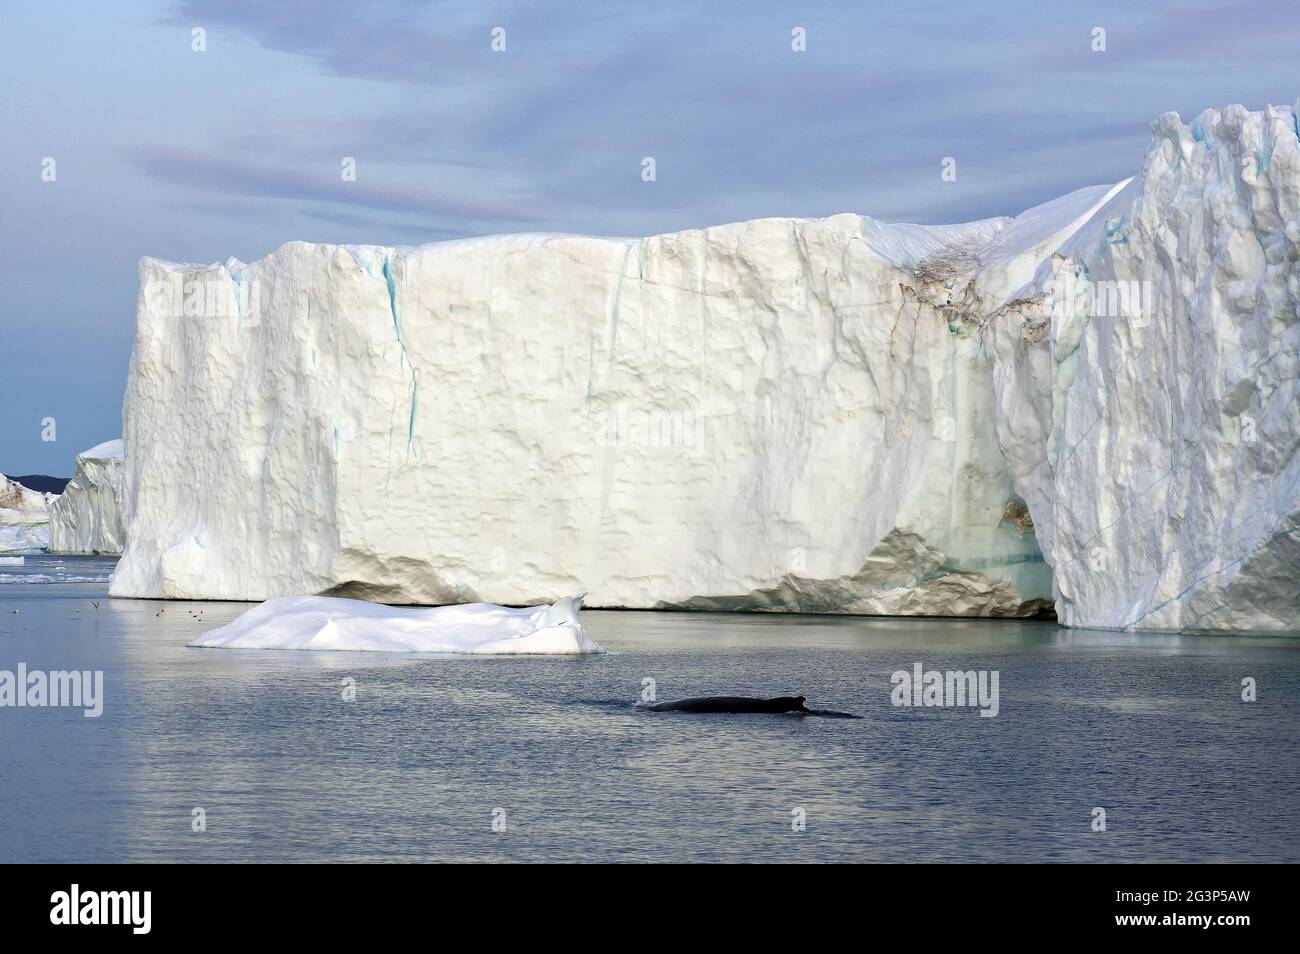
<box><xmin>189</xmin><ymin>594</ymin><xmax>603</xmax><ymax>654</ymax></box>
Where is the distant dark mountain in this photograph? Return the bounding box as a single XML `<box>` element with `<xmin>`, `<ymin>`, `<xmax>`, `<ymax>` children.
<box><xmin>2</xmin><ymin>474</ymin><xmax>70</xmax><ymax>494</ymax></box>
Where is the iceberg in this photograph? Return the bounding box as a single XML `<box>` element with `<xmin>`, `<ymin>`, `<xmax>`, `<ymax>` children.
<box><xmin>111</xmin><ymin>206</ymin><xmax>1107</xmax><ymax>617</ymax></box>
<box><xmin>985</xmin><ymin>105</ymin><xmax>1300</xmax><ymax>632</ymax></box>
<box><xmin>0</xmin><ymin>526</ymin><xmax>47</xmax><ymax>553</ymax></box>
<box><xmin>190</xmin><ymin>594</ymin><xmax>602</xmax><ymax>654</ymax></box>
<box><xmin>49</xmin><ymin>440</ymin><xmax>127</xmax><ymax>555</ymax></box>
<box><xmin>110</xmin><ymin>102</ymin><xmax>1300</xmax><ymax>632</ymax></box>
<box><xmin>0</xmin><ymin>475</ymin><xmax>54</xmax><ymax>552</ymax></box>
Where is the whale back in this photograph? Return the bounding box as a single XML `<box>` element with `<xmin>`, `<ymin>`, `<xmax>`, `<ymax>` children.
<box><xmin>648</xmin><ymin>694</ymin><xmax>810</xmax><ymax>714</ymax></box>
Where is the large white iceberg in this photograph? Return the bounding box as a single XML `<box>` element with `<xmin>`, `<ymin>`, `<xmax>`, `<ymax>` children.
<box><xmin>190</xmin><ymin>594</ymin><xmax>602</xmax><ymax>654</ymax></box>
<box><xmin>111</xmin><ymin>102</ymin><xmax>1300</xmax><ymax>632</ymax></box>
<box><xmin>0</xmin><ymin>475</ymin><xmax>54</xmax><ymax>552</ymax></box>
<box><xmin>49</xmin><ymin>440</ymin><xmax>127</xmax><ymax>555</ymax></box>
<box><xmin>110</xmin><ymin>202</ymin><xmax>1107</xmax><ymax>616</ymax></box>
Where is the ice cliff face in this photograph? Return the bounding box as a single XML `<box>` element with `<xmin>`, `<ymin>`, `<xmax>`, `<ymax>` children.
<box><xmin>986</xmin><ymin>104</ymin><xmax>1300</xmax><ymax>631</ymax></box>
<box><xmin>110</xmin><ymin>103</ymin><xmax>1300</xmax><ymax>632</ymax></box>
<box><xmin>0</xmin><ymin>475</ymin><xmax>54</xmax><ymax>552</ymax></box>
<box><xmin>49</xmin><ymin>440</ymin><xmax>127</xmax><ymax>555</ymax></box>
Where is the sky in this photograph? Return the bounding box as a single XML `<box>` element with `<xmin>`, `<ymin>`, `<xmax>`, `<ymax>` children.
<box><xmin>2</xmin><ymin>0</ymin><xmax>1298</xmax><ymax>475</ymax></box>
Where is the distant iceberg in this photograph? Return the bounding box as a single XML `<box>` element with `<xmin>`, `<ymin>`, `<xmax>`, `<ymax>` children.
<box><xmin>49</xmin><ymin>440</ymin><xmax>127</xmax><ymax>555</ymax></box>
<box><xmin>190</xmin><ymin>594</ymin><xmax>603</xmax><ymax>654</ymax></box>
<box><xmin>0</xmin><ymin>475</ymin><xmax>55</xmax><ymax>552</ymax></box>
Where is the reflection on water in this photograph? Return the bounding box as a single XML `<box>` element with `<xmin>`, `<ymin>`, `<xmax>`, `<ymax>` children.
<box><xmin>1</xmin><ymin>572</ymin><xmax>1297</xmax><ymax>862</ymax></box>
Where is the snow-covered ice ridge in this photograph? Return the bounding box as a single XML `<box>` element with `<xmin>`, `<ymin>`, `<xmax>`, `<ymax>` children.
<box><xmin>111</xmin><ymin>104</ymin><xmax>1300</xmax><ymax>632</ymax></box>
<box><xmin>50</xmin><ymin>440</ymin><xmax>127</xmax><ymax>555</ymax></box>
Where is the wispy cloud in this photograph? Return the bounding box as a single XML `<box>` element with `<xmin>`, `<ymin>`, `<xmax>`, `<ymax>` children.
<box><xmin>149</xmin><ymin>0</ymin><xmax>1300</xmax><ymax>233</ymax></box>
<box><xmin>126</xmin><ymin>145</ymin><xmax>549</xmax><ymax>231</ymax></box>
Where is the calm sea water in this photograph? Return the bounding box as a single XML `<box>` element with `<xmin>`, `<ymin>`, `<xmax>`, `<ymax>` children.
<box><xmin>1</xmin><ymin>555</ymin><xmax>1297</xmax><ymax>863</ymax></box>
